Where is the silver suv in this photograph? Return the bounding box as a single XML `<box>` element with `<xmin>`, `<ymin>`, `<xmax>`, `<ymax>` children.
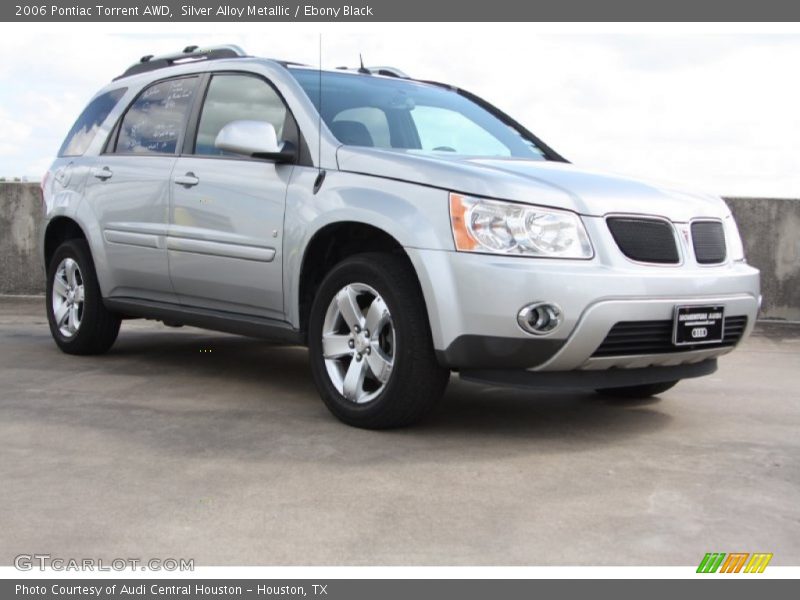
<box><xmin>42</xmin><ymin>45</ymin><xmax>760</xmax><ymax>429</ymax></box>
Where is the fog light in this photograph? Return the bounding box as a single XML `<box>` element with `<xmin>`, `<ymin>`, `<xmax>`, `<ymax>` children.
<box><xmin>517</xmin><ymin>302</ymin><xmax>562</xmax><ymax>335</ymax></box>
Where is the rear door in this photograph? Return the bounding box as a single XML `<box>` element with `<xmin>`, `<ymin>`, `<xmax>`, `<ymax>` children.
<box><xmin>82</xmin><ymin>76</ymin><xmax>200</xmax><ymax>302</ymax></box>
<box><xmin>168</xmin><ymin>72</ymin><xmax>295</xmax><ymax>319</ymax></box>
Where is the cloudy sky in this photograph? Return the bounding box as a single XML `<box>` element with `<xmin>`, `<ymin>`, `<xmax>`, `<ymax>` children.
<box><xmin>0</xmin><ymin>23</ymin><xmax>798</xmax><ymax>197</ymax></box>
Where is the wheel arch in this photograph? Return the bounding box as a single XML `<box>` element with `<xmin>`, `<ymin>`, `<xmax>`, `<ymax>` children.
<box><xmin>43</xmin><ymin>216</ymin><xmax>88</xmax><ymax>270</ymax></box>
<box><xmin>295</xmin><ymin>221</ymin><xmax>425</xmax><ymax>341</ymax></box>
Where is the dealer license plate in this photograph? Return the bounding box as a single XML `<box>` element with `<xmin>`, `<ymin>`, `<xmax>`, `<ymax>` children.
<box><xmin>673</xmin><ymin>305</ymin><xmax>725</xmax><ymax>346</ymax></box>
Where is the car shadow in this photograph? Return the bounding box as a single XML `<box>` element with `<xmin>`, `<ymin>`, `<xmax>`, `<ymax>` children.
<box><xmin>421</xmin><ymin>377</ymin><xmax>670</xmax><ymax>440</ymax></box>
<box><xmin>19</xmin><ymin>324</ymin><xmax>674</xmax><ymax>462</ymax></box>
<box><xmin>110</xmin><ymin>326</ymin><xmax>670</xmax><ymax>440</ymax></box>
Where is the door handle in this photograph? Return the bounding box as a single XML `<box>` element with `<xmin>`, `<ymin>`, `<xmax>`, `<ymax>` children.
<box><xmin>93</xmin><ymin>166</ymin><xmax>113</xmax><ymax>181</ymax></box>
<box><xmin>174</xmin><ymin>172</ymin><xmax>199</xmax><ymax>187</ymax></box>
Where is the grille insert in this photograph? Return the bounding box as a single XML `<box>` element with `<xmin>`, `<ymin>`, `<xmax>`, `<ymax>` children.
<box><xmin>607</xmin><ymin>217</ymin><xmax>679</xmax><ymax>264</ymax></box>
<box><xmin>691</xmin><ymin>220</ymin><xmax>727</xmax><ymax>264</ymax></box>
<box><xmin>592</xmin><ymin>316</ymin><xmax>747</xmax><ymax>357</ymax></box>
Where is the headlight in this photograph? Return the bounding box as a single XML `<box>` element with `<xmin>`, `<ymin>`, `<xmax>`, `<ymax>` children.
<box><xmin>725</xmin><ymin>215</ymin><xmax>745</xmax><ymax>262</ymax></box>
<box><xmin>449</xmin><ymin>192</ymin><xmax>593</xmax><ymax>258</ymax></box>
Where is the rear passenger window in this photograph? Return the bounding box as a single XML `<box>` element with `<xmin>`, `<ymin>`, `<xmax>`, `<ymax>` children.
<box><xmin>115</xmin><ymin>77</ymin><xmax>199</xmax><ymax>155</ymax></box>
<box><xmin>58</xmin><ymin>88</ymin><xmax>127</xmax><ymax>157</ymax></box>
<box><xmin>194</xmin><ymin>74</ymin><xmax>288</xmax><ymax>156</ymax></box>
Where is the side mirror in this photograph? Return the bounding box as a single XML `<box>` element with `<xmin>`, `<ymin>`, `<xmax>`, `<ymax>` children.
<box><xmin>214</xmin><ymin>120</ymin><xmax>296</xmax><ymax>163</ymax></box>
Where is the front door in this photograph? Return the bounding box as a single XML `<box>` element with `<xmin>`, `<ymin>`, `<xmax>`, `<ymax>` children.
<box><xmin>168</xmin><ymin>73</ymin><xmax>294</xmax><ymax>319</ymax></box>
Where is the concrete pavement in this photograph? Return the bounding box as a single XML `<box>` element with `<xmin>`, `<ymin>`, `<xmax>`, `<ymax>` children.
<box><xmin>1</xmin><ymin>296</ymin><xmax>798</xmax><ymax>566</ymax></box>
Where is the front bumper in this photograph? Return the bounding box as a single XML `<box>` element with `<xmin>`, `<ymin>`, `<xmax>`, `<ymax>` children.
<box><xmin>407</xmin><ymin>248</ymin><xmax>760</xmax><ymax>371</ymax></box>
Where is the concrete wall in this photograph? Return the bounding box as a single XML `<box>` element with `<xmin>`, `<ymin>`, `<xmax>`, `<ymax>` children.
<box><xmin>0</xmin><ymin>183</ymin><xmax>44</xmax><ymax>295</ymax></box>
<box><xmin>725</xmin><ymin>197</ymin><xmax>800</xmax><ymax>321</ymax></box>
<box><xmin>1</xmin><ymin>182</ymin><xmax>797</xmax><ymax>320</ymax></box>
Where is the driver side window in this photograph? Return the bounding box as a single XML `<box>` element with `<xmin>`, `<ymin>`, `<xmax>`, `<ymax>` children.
<box><xmin>195</xmin><ymin>74</ymin><xmax>288</xmax><ymax>156</ymax></box>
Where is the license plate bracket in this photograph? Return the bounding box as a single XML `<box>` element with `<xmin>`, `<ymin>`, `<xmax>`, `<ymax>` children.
<box><xmin>673</xmin><ymin>305</ymin><xmax>725</xmax><ymax>346</ymax></box>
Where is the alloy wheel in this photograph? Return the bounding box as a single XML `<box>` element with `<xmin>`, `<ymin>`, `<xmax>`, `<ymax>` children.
<box><xmin>321</xmin><ymin>283</ymin><xmax>395</xmax><ymax>404</ymax></box>
<box><xmin>51</xmin><ymin>257</ymin><xmax>85</xmax><ymax>338</ymax></box>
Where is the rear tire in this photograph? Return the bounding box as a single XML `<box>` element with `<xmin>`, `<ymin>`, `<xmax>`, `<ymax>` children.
<box><xmin>46</xmin><ymin>239</ymin><xmax>121</xmax><ymax>355</ymax></box>
<box><xmin>308</xmin><ymin>252</ymin><xmax>449</xmax><ymax>429</ymax></box>
<box><xmin>595</xmin><ymin>380</ymin><xmax>678</xmax><ymax>399</ymax></box>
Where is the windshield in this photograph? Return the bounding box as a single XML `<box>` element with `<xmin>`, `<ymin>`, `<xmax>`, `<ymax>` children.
<box><xmin>290</xmin><ymin>69</ymin><xmax>547</xmax><ymax>160</ymax></box>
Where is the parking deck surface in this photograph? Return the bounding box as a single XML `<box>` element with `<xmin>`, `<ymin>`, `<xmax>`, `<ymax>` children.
<box><xmin>1</xmin><ymin>296</ymin><xmax>798</xmax><ymax>566</ymax></box>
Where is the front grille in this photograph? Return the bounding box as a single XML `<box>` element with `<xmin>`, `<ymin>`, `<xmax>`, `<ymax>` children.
<box><xmin>592</xmin><ymin>316</ymin><xmax>748</xmax><ymax>357</ymax></box>
<box><xmin>607</xmin><ymin>217</ymin><xmax>679</xmax><ymax>264</ymax></box>
<box><xmin>691</xmin><ymin>220</ymin><xmax>727</xmax><ymax>264</ymax></box>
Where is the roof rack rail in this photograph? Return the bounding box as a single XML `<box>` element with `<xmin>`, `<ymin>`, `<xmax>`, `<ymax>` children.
<box><xmin>367</xmin><ymin>66</ymin><xmax>410</xmax><ymax>78</ymax></box>
<box><xmin>114</xmin><ymin>44</ymin><xmax>248</xmax><ymax>80</ymax></box>
<box><xmin>334</xmin><ymin>65</ymin><xmax>410</xmax><ymax>78</ymax></box>
<box><xmin>273</xmin><ymin>60</ymin><xmax>311</xmax><ymax>69</ymax></box>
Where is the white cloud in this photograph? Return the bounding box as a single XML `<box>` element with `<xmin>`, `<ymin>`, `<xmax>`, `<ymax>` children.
<box><xmin>0</xmin><ymin>105</ymin><xmax>33</xmax><ymax>156</ymax></box>
<box><xmin>0</xmin><ymin>26</ymin><xmax>797</xmax><ymax>197</ymax></box>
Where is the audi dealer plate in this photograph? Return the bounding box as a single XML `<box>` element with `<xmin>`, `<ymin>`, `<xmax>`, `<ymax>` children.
<box><xmin>673</xmin><ymin>305</ymin><xmax>725</xmax><ymax>345</ymax></box>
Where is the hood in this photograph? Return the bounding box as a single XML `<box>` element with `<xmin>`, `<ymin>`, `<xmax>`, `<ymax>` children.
<box><xmin>336</xmin><ymin>146</ymin><xmax>730</xmax><ymax>222</ymax></box>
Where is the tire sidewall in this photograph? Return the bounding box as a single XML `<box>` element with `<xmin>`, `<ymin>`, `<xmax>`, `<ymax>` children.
<box><xmin>308</xmin><ymin>257</ymin><xmax>412</xmax><ymax>420</ymax></box>
<box><xmin>46</xmin><ymin>240</ymin><xmax>99</xmax><ymax>351</ymax></box>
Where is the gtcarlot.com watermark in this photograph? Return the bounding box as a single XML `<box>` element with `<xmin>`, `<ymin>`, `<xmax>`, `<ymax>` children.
<box><xmin>14</xmin><ymin>554</ymin><xmax>194</xmax><ymax>572</ymax></box>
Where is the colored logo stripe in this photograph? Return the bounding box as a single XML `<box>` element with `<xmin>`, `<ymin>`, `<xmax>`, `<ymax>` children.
<box><xmin>744</xmin><ymin>553</ymin><xmax>773</xmax><ymax>573</ymax></box>
<box><xmin>697</xmin><ymin>553</ymin><xmax>726</xmax><ymax>573</ymax></box>
<box><xmin>720</xmin><ymin>553</ymin><xmax>749</xmax><ymax>573</ymax></box>
<box><xmin>697</xmin><ymin>552</ymin><xmax>773</xmax><ymax>573</ymax></box>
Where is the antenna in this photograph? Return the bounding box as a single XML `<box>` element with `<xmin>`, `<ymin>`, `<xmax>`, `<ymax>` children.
<box><xmin>358</xmin><ymin>53</ymin><xmax>370</xmax><ymax>74</ymax></box>
<box><xmin>318</xmin><ymin>34</ymin><xmax>322</xmax><ymax>172</ymax></box>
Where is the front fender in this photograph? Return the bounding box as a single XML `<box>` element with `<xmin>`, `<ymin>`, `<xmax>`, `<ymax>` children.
<box><xmin>282</xmin><ymin>167</ymin><xmax>453</xmax><ymax>329</ymax></box>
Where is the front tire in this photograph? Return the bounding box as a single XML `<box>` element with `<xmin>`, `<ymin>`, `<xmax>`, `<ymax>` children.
<box><xmin>46</xmin><ymin>239</ymin><xmax>120</xmax><ymax>355</ymax></box>
<box><xmin>595</xmin><ymin>380</ymin><xmax>678</xmax><ymax>399</ymax></box>
<box><xmin>308</xmin><ymin>253</ymin><xmax>449</xmax><ymax>429</ymax></box>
